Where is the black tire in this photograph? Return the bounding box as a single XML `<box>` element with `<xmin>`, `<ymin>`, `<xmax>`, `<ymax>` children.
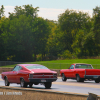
<box><xmin>76</xmin><ymin>75</ymin><xmax>81</xmax><ymax>82</ymax></box>
<box><xmin>20</xmin><ymin>78</ymin><xmax>27</xmax><ymax>88</ymax></box>
<box><xmin>95</xmin><ymin>79</ymin><xmax>100</xmax><ymax>83</ymax></box>
<box><xmin>62</xmin><ymin>73</ymin><xmax>67</xmax><ymax>81</ymax></box>
<box><xmin>5</xmin><ymin>77</ymin><xmax>10</xmax><ymax>86</ymax></box>
<box><xmin>44</xmin><ymin>82</ymin><xmax>52</xmax><ymax>89</ymax></box>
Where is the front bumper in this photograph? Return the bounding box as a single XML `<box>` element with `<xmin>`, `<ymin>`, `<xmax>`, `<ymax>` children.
<box><xmin>28</xmin><ymin>78</ymin><xmax>57</xmax><ymax>83</ymax></box>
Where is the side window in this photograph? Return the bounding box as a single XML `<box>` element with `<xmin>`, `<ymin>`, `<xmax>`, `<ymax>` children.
<box><xmin>69</xmin><ymin>65</ymin><xmax>74</xmax><ymax>69</ymax></box>
<box><xmin>19</xmin><ymin>66</ymin><xmax>22</xmax><ymax>70</ymax></box>
<box><xmin>13</xmin><ymin>66</ymin><xmax>20</xmax><ymax>71</ymax></box>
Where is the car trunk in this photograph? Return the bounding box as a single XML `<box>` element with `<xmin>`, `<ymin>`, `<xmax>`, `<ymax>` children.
<box><xmin>29</xmin><ymin>69</ymin><xmax>56</xmax><ymax>78</ymax></box>
<box><xmin>85</xmin><ymin>69</ymin><xmax>100</xmax><ymax>75</ymax></box>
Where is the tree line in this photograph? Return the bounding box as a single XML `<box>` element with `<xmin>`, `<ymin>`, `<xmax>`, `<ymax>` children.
<box><xmin>0</xmin><ymin>5</ymin><xmax>100</xmax><ymax>61</ymax></box>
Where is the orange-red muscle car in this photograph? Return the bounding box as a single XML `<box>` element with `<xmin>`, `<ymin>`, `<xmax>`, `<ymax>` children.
<box><xmin>60</xmin><ymin>63</ymin><xmax>100</xmax><ymax>83</ymax></box>
<box><xmin>1</xmin><ymin>64</ymin><xmax>57</xmax><ymax>88</ymax></box>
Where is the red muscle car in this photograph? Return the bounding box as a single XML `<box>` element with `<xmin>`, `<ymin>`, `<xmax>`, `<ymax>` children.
<box><xmin>60</xmin><ymin>63</ymin><xmax>100</xmax><ymax>83</ymax></box>
<box><xmin>1</xmin><ymin>64</ymin><xmax>57</xmax><ymax>88</ymax></box>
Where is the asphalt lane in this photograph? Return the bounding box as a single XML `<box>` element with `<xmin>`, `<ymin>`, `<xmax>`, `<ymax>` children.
<box><xmin>0</xmin><ymin>76</ymin><xmax>100</xmax><ymax>95</ymax></box>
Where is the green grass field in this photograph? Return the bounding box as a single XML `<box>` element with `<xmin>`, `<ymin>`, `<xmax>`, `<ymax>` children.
<box><xmin>1</xmin><ymin>59</ymin><xmax>100</xmax><ymax>69</ymax></box>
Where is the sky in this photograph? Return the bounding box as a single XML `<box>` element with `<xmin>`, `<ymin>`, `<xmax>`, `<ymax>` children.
<box><xmin>1</xmin><ymin>0</ymin><xmax>100</xmax><ymax>21</ymax></box>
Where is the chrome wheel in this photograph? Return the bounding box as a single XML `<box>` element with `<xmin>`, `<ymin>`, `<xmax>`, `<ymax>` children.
<box><xmin>20</xmin><ymin>79</ymin><xmax>27</xmax><ymax>87</ymax></box>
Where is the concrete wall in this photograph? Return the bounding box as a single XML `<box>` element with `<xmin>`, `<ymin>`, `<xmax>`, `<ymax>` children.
<box><xmin>0</xmin><ymin>86</ymin><xmax>90</xmax><ymax>100</ymax></box>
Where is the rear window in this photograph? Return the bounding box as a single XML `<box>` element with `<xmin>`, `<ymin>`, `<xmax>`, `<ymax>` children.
<box><xmin>75</xmin><ymin>64</ymin><xmax>92</xmax><ymax>69</ymax></box>
<box><xmin>25</xmin><ymin>65</ymin><xmax>48</xmax><ymax>69</ymax></box>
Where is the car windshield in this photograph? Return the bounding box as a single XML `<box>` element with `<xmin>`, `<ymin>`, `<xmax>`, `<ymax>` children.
<box><xmin>25</xmin><ymin>65</ymin><xmax>48</xmax><ymax>69</ymax></box>
<box><xmin>75</xmin><ymin>64</ymin><xmax>92</xmax><ymax>69</ymax></box>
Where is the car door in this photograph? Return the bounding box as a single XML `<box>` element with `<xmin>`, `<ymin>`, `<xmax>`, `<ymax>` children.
<box><xmin>66</xmin><ymin>65</ymin><xmax>75</xmax><ymax>78</ymax></box>
<box><xmin>10</xmin><ymin>66</ymin><xmax>19</xmax><ymax>83</ymax></box>
<box><xmin>16</xmin><ymin>66</ymin><xmax>23</xmax><ymax>83</ymax></box>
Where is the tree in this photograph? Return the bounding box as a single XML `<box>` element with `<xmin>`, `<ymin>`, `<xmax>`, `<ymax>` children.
<box><xmin>93</xmin><ymin>6</ymin><xmax>100</xmax><ymax>55</ymax></box>
<box><xmin>0</xmin><ymin>5</ymin><xmax>5</xmax><ymax>19</ymax></box>
<box><xmin>71</xmin><ymin>29</ymin><xmax>96</xmax><ymax>57</ymax></box>
<box><xmin>31</xmin><ymin>17</ymin><xmax>50</xmax><ymax>61</ymax></box>
<box><xmin>0</xmin><ymin>17</ymin><xmax>10</xmax><ymax>60</ymax></box>
<box><xmin>58</xmin><ymin>9</ymin><xmax>92</xmax><ymax>53</ymax></box>
<box><xmin>6</xmin><ymin>15</ymin><xmax>33</xmax><ymax>61</ymax></box>
<box><xmin>9</xmin><ymin>4</ymin><xmax>39</xmax><ymax>19</ymax></box>
<box><xmin>46</xmin><ymin>21</ymin><xmax>64</xmax><ymax>60</ymax></box>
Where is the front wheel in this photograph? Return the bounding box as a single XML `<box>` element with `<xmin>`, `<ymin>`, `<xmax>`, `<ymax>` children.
<box><xmin>5</xmin><ymin>77</ymin><xmax>10</xmax><ymax>86</ymax></box>
<box><xmin>20</xmin><ymin>78</ymin><xmax>27</xmax><ymax>88</ymax></box>
<box><xmin>62</xmin><ymin>74</ymin><xmax>67</xmax><ymax>81</ymax></box>
<box><xmin>44</xmin><ymin>82</ymin><xmax>52</xmax><ymax>89</ymax></box>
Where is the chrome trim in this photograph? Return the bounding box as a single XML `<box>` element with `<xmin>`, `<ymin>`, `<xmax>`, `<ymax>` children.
<box><xmin>85</xmin><ymin>75</ymin><xmax>100</xmax><ymax>76</ymax></box>
<box><xmin>32</xmin><ymin>75</ymin><xmax>53</xmax><ymax>76</ymax></box>
<box><xmin>28</xmin><ymin>78</ymin><xmax>57</xmax><ymax>79</ymax></box>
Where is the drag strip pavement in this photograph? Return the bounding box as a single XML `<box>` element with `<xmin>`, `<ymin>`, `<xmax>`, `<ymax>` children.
<box><xmin>0</xmin><ymin>75</ymin><xmax>100</xmax><ymax>95</ymax></box>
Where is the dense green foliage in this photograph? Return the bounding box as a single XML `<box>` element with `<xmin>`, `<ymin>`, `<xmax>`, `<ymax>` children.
<box><xmin>0</xmin><ymin>5</ymin><xmax>100</xmax><ymax>61</ymax></box>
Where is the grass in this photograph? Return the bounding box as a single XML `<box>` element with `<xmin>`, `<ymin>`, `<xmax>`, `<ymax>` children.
<box><xmin>1</xmin><ymin>59</ymin><xmax>100</xmax><ymax>69</ymax></box>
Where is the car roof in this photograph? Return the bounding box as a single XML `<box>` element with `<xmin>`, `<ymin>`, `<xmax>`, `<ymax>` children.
<box><xmin>72</xmin><ymin>63</ymin><xmax>91</xmax><ymax>65</ymax></box>
<box><xmin>17</xmin><ymin>64</ymin><xmax>42</xmax><ymax>66</ymax></box>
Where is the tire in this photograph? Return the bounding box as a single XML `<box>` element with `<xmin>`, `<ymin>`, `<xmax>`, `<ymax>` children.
<box><xmin>44</xmin><ymin>82</ymin><xmax>52</xmax><ymax>89</ymax></box>
<box><xmin>62</xmin><ymin>74</ymin><xmax>67</xmax><ymax>81</ymax></box>
<box><xmin>5</xmin><ymin>77</ymin><xmax>10</xmax><ymax>86</ymax></box>
<box><xmin>20</xmin><ymin>78</ymin><xmax>27</xmax><ymax>88</ymax></box>
<box><xmin>76</xmin><ymin>75</ymin><xmax>81</xmax><ymax>82</ymax></box>
<box><xmin>95</xmin><ymin>79</ymin><xmax>100</xmax><ymax>83</ymax></box>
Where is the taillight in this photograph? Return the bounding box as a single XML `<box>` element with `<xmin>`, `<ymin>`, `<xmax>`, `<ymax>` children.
<box><xmin>29</xmin><ymin>74</ymin><xmax>33</xmax><ymax>78</ymax></box>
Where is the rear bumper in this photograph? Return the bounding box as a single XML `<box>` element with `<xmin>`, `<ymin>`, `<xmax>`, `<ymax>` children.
<box><xmin>28</xmin><ymin>78</ymin><xmax>57</xmax><ymax>83</ymax></box>
<box><xmin>84</xmin><ymin>75</ymin><xmax>100</xmax><ymax>79</ymax></box>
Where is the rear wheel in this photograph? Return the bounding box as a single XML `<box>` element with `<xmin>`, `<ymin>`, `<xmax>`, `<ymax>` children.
<box><xmin>20</xmin><ymin>78</ymin><xmax>27</xmax><ymax>88</ymax></box>
<box><xmin>76</xmin><ymin>75</ymin><xmax>81</xmax><ymax>82</ymax></box>
<box><xmin>5</xmin><ymin>77</ymin><xmax>10</xmax><ymax>86</ymax></box>
<box><xmin>44</xmin><ymin>82</ymin><xmax>52</xmax><ymax>89</ymax></box>
<box><xmin>62</xmin><ymin>73</ymin><xmax>67</xmax><ymax>81</ymax></box>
